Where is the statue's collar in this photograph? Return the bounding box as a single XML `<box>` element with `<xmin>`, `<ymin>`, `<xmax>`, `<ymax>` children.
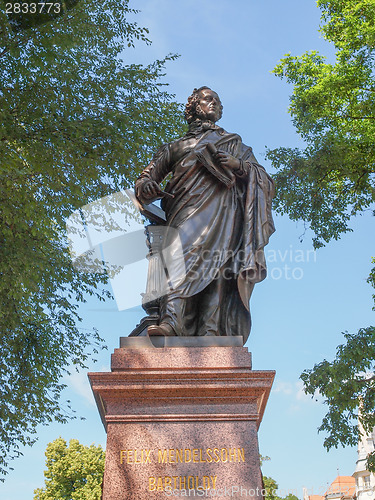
<box><xmin>185</xmin><ymin>119</ymin><xmax>224</xmax><ymax>138</ymax></box>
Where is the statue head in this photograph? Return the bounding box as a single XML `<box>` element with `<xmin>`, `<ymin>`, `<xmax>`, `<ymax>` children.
<box><xmin>184</xmin><ymin>87</ymin><xmax>223</xmax><ymax>124</ymax></box>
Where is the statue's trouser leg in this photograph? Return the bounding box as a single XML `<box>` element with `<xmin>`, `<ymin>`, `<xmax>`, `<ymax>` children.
<box><xmin>160</xmin><ymin>258</ymin><xmax>251</xmax><ymax>337</ymax></box>
<box><xmin>195</xmin><ymin>272</ymin><xmax>251</xmax><ymax>337</ymax></box>
<box><xmin>160</xmin><ymin>293</ymin><xmax>198</xmax><ymax>336</ymax></box>
<box><xmin>220</xmin><ymin>275</ymin><xmax>251</xmax><ymax>340</ymax></box>
<box><xmin>160</xmin><ymin>273</ymin><xmax>234</xmax><ymax>336</ymax></box>
<box><xmin>195</xmin><ymin>276</ymin><xmax>225</xmax><ymax>336</ymax></box>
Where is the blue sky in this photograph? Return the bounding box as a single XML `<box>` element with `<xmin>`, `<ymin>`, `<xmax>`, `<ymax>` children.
<box><xmin>2</xmin><ymin>0</ymin><xmax>375</xmax><ymax>498</ymax></box>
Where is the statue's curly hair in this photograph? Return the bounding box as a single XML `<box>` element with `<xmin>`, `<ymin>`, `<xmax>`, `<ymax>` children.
<box><xmin>184</xmin><ymin>86</ymin><xmax>223</xmax><ymax>124</ymax></box>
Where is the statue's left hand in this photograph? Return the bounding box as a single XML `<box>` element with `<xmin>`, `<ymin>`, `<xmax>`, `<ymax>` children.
<box><xmin>216</xmin><ymin>152</ymin><xmax>241</xmax><ymax>170</ymax></box>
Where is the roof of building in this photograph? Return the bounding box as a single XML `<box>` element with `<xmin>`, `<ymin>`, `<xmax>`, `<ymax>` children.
<box><xmin>306</xmin><ymin>476</ymin><xmax>356</xmax><ymax>500</ymax></box>
<box><xmin>309</xmin><ymin>495</ymin><xmax>325</xmax><ymax>500</ymax></box>
<box><xmin>325</xmin><ymin>476</ymin><xmax>356</xmax><ymax>499</ymax></box>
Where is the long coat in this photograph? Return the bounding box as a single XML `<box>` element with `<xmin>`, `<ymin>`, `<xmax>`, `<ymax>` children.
<box><xmin>135</xmin><ymin>124</ymin><xmax>275</xmax><ymax>342</ymax></box>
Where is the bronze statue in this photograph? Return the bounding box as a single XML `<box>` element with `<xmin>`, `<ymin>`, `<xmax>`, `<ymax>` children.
<box><xmin>135</xmin><ymin>87</ymin><xmax>275</xmax><ymax>343</ymax></box>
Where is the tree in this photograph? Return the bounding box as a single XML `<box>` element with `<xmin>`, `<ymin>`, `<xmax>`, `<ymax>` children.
<box><xmin>268</xmin><ymin>0</ymin><xmax>375</xmax><ymax>249</ymax></box>
<box><xmin>300</xmin><ymin>327</ymin><xmax>375</xmax><ymax>459</ymax></box>
<box><xmin>261</xmin><ymin>456</ymin><xmax>299</xmax><ymax>500</ymax></box>
<box><xmin>33</xmin><ymin>438</ymin><xmax>105</xmax><ymax>500</ymax></box>
<box><xmin>263</xmin><ymin>475</ymin><xmax>299</xmax><ymax>500</ymax></box>
<box><xmin>264</xmin><ymin>476</ymin><xmax>280</xmax><ymax>500</ymax></box>
<box><xmin>268</xmin><ymin>0</ymin><xmax>375</xmax><ymax>469</ymax></box>
<box><xmin>0</xmin><ymin>0</ymin><xmax>185</xmax><ymax>478</ymax></box>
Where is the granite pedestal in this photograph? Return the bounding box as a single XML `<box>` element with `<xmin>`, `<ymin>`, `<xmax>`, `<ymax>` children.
<box><xmin>88</xmin><ymin>337</ymin><xmax>275</xmax><ymax>500</ymax></box>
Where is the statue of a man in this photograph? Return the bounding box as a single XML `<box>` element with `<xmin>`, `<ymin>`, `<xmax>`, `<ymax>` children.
<box><xmin>135</xmin><ymin>86</ymin><xmax>275</xmax><ymax>343</ymax></box>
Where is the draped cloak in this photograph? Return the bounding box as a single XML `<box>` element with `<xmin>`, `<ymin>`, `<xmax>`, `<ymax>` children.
<box><xmin>135</xmin><ymin>126</ymin><xmax>275</xmax><ymax>342</ymax></box>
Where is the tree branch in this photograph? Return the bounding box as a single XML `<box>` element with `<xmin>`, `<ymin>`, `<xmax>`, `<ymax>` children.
<box><xmin>0</xmin><ymin>46</ymin><xmax>10</xmax><ymax>58</ymax></box>
<box><xmin>344</xmin><ymin>115</ymin><xmax>375</xmax><ymax>121</ymax></box>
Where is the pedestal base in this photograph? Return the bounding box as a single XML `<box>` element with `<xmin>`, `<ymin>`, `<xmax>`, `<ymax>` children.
<box><xmin>88</xmin><ymin>339</ymin><xmax>275</xmax><ymax>500</ymax></box>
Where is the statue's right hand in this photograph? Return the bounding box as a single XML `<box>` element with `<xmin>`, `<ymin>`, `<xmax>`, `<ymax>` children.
<box><xmin>142</xmin><ymin>180</ymin><xmax>162</xmax><ymax>200</ymax></box>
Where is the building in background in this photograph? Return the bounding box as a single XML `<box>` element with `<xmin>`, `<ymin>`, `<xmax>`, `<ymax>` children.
<box><xmin>353</xmin><ymin>424</ymin><xmax>375</xmax><ymax>500</ymax></box>
<box><xmin>304</xmin><ymin>420</ymin><xmax>375</xmax><ymax>500</ymax></box>
<box><xmin>304</xmin><ymin>476</ymin><xmax>356</xmax><ymax>500</ymax></box>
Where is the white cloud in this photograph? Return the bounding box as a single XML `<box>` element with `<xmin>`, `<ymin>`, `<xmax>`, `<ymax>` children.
<box><xmin>273</xmin><ymin>379</ymin><xmax>322</xmax><ymax>410</ymax></box>
<box><xmin>64</xmin><ymin>366</ymin><xmax>108</xmax><ymax>408</ymax></box>
<box><xmin>274</xmin><ymin>380</ymin><xmax>294</xmax><ymax>395</ymax></box>
<box><xmin>296</xmin><ymin>380</ymin><xmax>312</xmax><ymax>401</ymax></box>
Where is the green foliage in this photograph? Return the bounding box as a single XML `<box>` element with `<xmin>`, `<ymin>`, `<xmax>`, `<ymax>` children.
<box><xmin>0</xmin><ymin>0</ymin><xmax>185</xmax><ymax>479</ymax></box>
<box><xmin>269</xmin><ymin>0</ymin><xmax>375</xmax><ymax>473</ymax></box>
<box><xmin>33</xmin><ymin>438</ymin><xmax>105</xmax><ymax>500</ymax></box>
<box><xmin>368</xmin><ymin>258</ymin><xmax>375</xmax><ymax>307</ymax></box>
<box><xmin>263</xmin><ymin>475</ymin><xmax>299</xmax><ymax>500</ymax></box>
<box><xmin>267</xmin><ymin>0</ymin><xmax>375</xmax><ymax>249</ymax></box>
<box><xmin>262</xmin><ymin>457</ymin><xmax>299</xmax><ymax>500</ymax></box>
<box><xmin>301</xmin><ymin>326</ymin><xmax>375</xmax><ymax>469</ymax></box>
<box><xmin>264</xmin><ymin>476</ymin><xmax>280</xmax><ymax>500</ymax></box>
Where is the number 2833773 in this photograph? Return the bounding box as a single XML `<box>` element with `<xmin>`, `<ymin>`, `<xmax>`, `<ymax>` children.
<box><xmin>6</xmin><ymin>2</ymin><xmax>62</xmax><ymax>14</ymax></box>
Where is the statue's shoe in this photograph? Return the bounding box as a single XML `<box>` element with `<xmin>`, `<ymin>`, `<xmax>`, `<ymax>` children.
<box><xmin>147</xmin><ymin>323</ymin><xmax>176</xmax><ymax>336</ymax></box>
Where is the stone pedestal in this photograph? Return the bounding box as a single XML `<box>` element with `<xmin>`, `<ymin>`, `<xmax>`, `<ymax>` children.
<box><xmin>88</xmin><ymin>337</ymin><xmax>275</xmax><ymax>500</ymax></box>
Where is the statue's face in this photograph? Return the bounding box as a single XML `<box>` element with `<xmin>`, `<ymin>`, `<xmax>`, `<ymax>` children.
<box><xmin>197</xmin><ymin>89</ymin><xmax>222</xmax><ymax>122</ymax></box>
